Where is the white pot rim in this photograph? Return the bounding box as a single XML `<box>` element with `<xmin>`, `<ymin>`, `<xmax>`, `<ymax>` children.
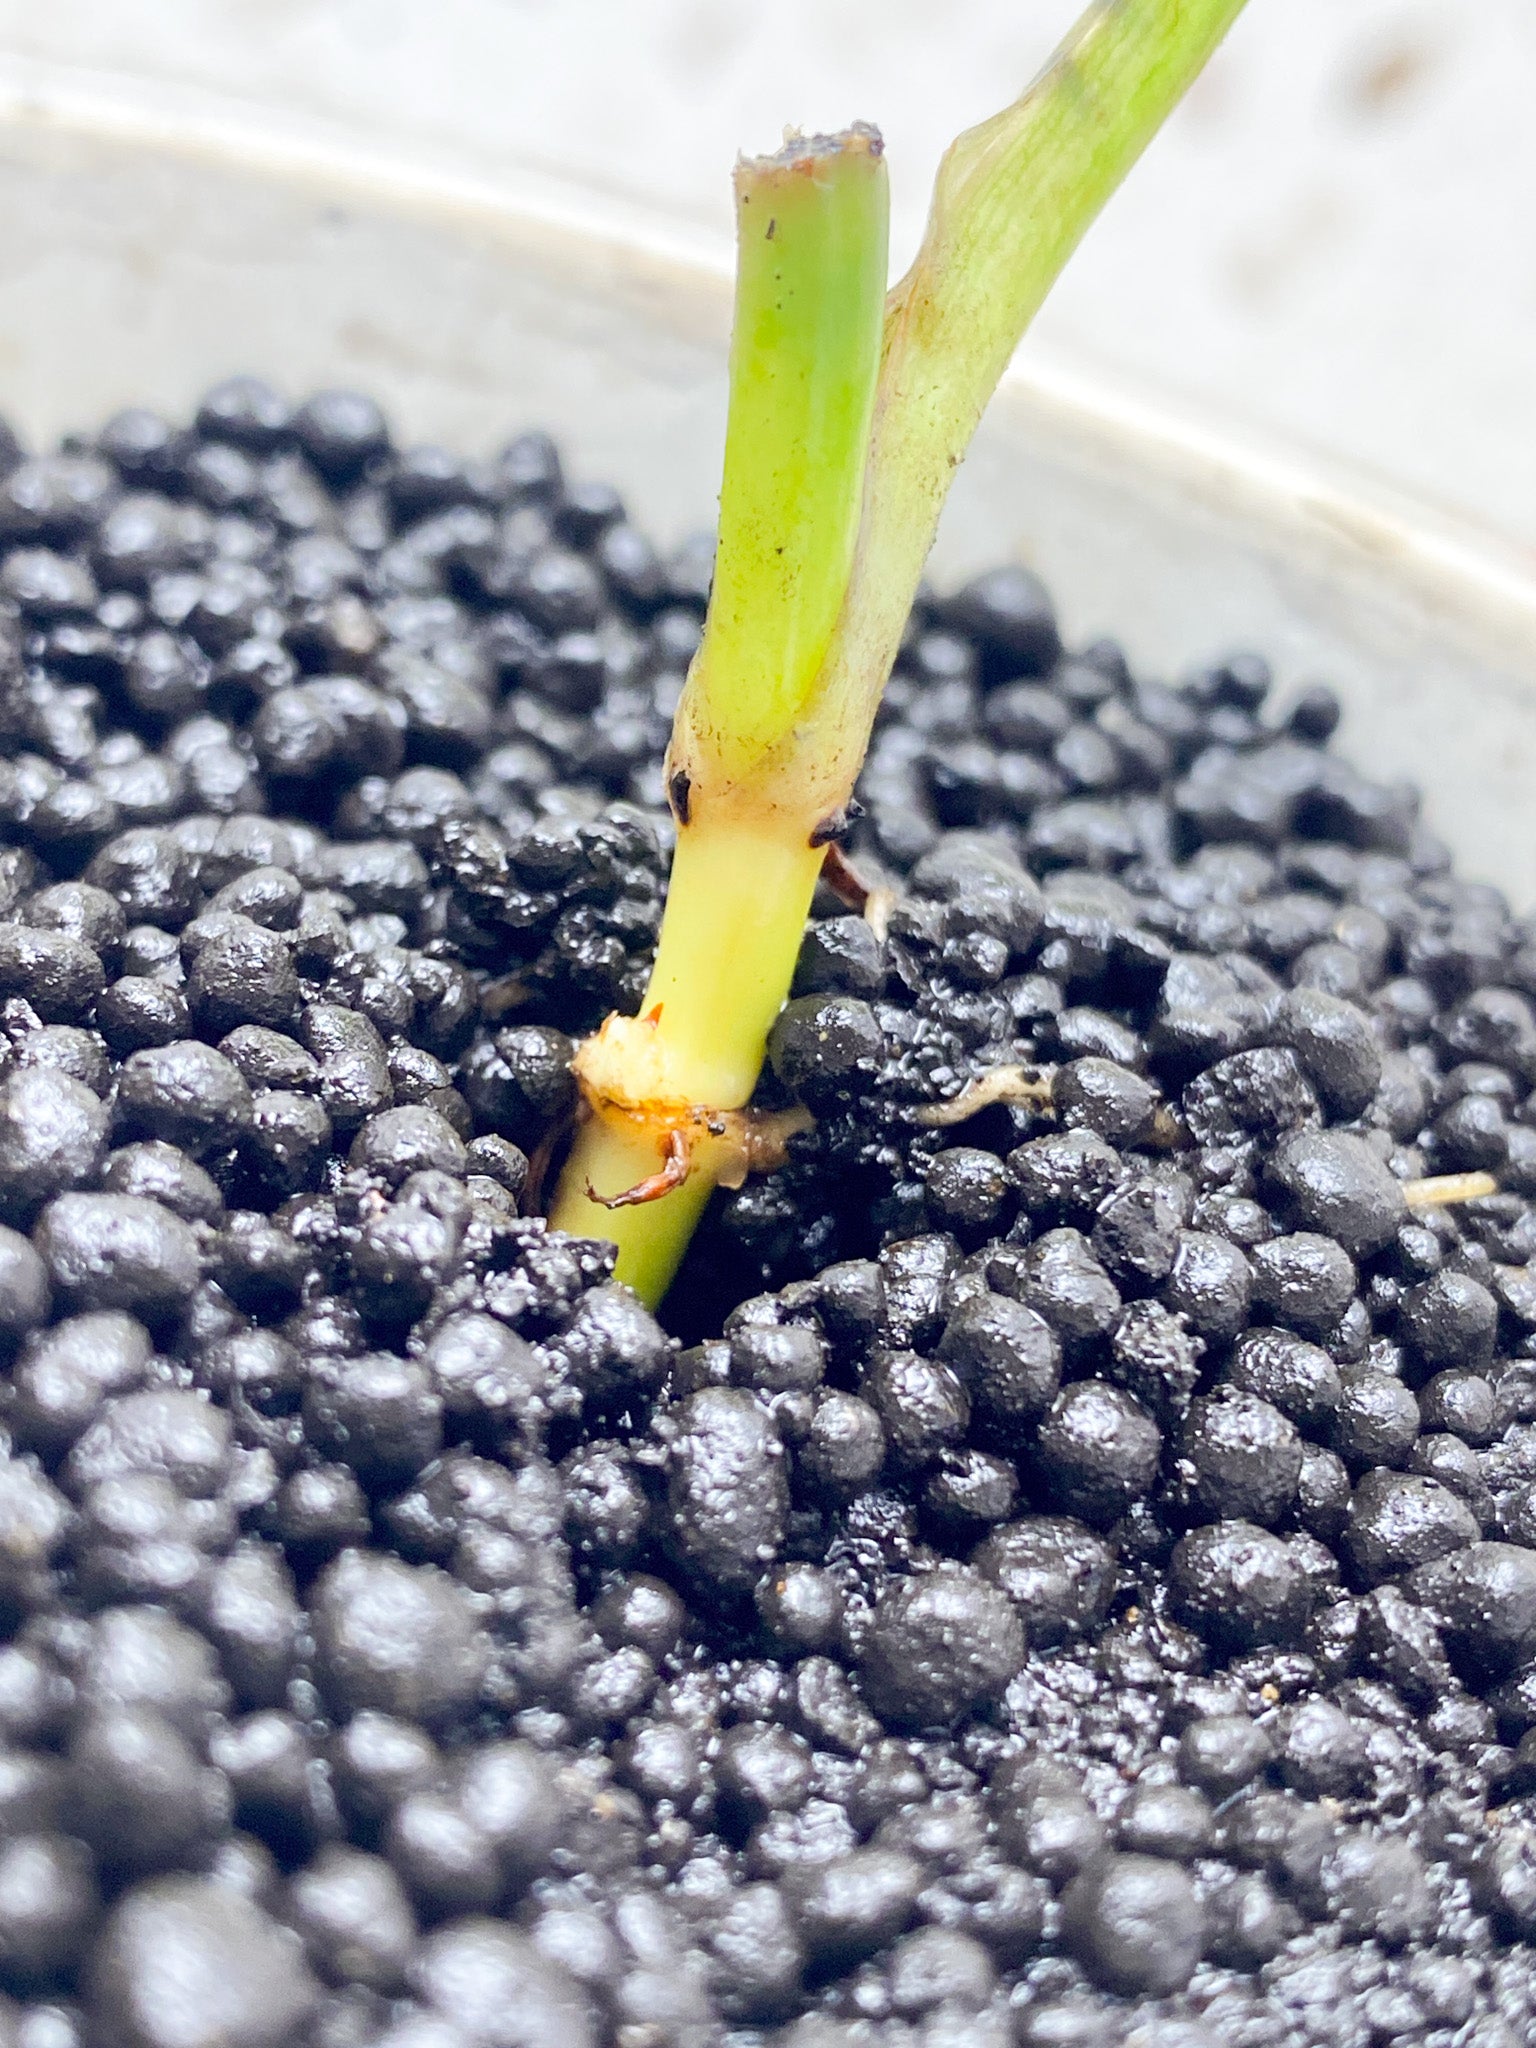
<box><xmin>5</xmin><ymin>57</ymin><xmax>1535</xmax><ymax>654</ymax></box>
<box><xmin>5</xmin><ymin>67</ymin><xmax>1536</xmax><ymax>895</ymax></box>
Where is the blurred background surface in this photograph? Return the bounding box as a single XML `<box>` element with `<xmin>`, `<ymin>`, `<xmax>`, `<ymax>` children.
<box><xmin>0</xmin><ymin>0</ymin><xmax>1530</xmax><ymax>546</ymax></box>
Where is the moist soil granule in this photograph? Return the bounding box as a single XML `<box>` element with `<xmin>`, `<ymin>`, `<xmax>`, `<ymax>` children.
<box><xmin>0</xmin><ymin>378</ymin><xmax>1531</xmax><ymax>2045</ymax></box>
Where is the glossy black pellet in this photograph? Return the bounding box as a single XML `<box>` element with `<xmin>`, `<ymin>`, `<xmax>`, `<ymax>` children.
<box><xmin>0</xmin><ymin>385</ymin><xmax>1528</xmax><ymax>2038</ymax></box>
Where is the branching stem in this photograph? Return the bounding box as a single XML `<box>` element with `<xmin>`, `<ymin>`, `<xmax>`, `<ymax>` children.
<box><xmin>551</xmin><ymin>0</ymin><xmax>1248</xmax><ymax>1305</ymax></box>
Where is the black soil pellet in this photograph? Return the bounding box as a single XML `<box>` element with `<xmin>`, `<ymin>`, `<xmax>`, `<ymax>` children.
<box><xmin>0</xmin><ymin>380</ymin><xmax>1531</xmax><ymax>2043</ymax></box>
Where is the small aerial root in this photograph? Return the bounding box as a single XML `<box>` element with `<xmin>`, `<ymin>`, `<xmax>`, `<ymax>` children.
<box><xmin>586</xmin><ymin>1128</ymin><xmax>692</xmax><ymax>1209</ymax></box>
<box><xmin>914</xmin><ymin>1063</ymin><xmax>1190</xmax><ymax>1150</ymax></box>
<box><xmin>580</xmin><ymin>1101</ymin><xmax>815</xmax><ymax>1208</ymax></box>
<box><xmin>721</xmin><ymin>1102</ymin><xmax>816</xmax><ymax>1184</ymax></box>
<box><xmin>479</xmin><ymin>973</ymin><xmax>533</xmax><ymax>1021</ymax></box>
<box><xmin>1402</xmin><ymin>1170</ymin><xmax>1501</xmax><ymax>1210</ymax></box>
<box><xmin>915</xmin><ymin>1064</ymin><xmax>1056</xmax><ymax>1127</ymax></box>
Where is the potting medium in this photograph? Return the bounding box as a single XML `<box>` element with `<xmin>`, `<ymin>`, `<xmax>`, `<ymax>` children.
<box><xmin>0</xmin><ymin>380</ymin><xmax>1530</xmax><ymax>2046</ymax></box>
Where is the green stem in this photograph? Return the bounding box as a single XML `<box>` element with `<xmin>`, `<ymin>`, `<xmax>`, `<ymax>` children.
<box><xmin>548</xmin><ymin>131</ymin><xmax>890</xmax><ymax>1293</ymax></box>
<box><xmin>808</xmin><ymin>0</ymin><xmax>1249</xmax><ymax>770</ymax></box>
<box><xmin>555</xmin><ymin>1120</ymin><xmax>717</xmax><ymax>1311</ymax></box>
<box><xmin>552</xmin><ymin>0</ymin><xmax>1248</xmax><ymax>1307</ymax></box>
<box><xmin>636</xmin><ymin>817</ymin><xmax>829</xmax><ymax>1112</ymax></box>
<box><xmin>553</xmin><ymin>819</ymin><xmax>827</xmax><ymax>1309</ymax></box>
<box><xmin>677</xmin><ymin>124</ymin><xmax>892</xmax><ymax>794</ymax></box>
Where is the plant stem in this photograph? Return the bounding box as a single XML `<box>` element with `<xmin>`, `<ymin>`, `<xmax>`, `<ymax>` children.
<box><xmin>808</xmin><ymin>0</ymin><xmax>1249</xmax><ymax>774</ymax></box>
<box><xmin>553</xmin><ymin>818</ymin><xmax>827</xmax><ymax>1307</ymax></box>
<box><xmin>683</xmin><ymin>125</ymin><xmax>892</xmax><ymax>791</ymax></box>
<box><xmin>638</xmin><ymin>817</ymin><xmax>829</xmax><ymax>1112</ymax></box>
<box><xmin>552</xmin><ymin>0</ymin><xmax>1248</xmax><ymax>1307</ymax></box>
<box><xmin>555</xmin><ymin>1118</ymin><xmax>718</xmax><ymax>1309</ymax></box>
<box><xmin>549</xmin><ymin>130</ymin><xmax>890</xmax><ymax>1296</ymax></box>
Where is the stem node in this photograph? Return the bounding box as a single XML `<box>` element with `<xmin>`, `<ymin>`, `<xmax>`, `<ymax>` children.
<box><xmin>550</xmin><ymin>0</ymin><xmax>1247</xmax><ymax>1306</ymax></box>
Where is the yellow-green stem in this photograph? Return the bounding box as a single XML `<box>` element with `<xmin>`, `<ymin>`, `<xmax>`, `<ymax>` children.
<box><xmin>549</xmin><ymin>820</ymin><xmax>826</xmax><ymax>1304</ymax></box>
<box><xmin>551</xmin><ymin>0</ymin><xmax>1248</xmax><ymax>1308</ymax></box>
<box><xmin>556</xmin><ymin>1121</ymin><xmax>716</xmax><ymax>1312</ymax></box>
<box><xmin>640</xmin><ymin>820</ymin><xmax>829</xmax><ymax>1109</ymax></box>
<box><xmin>811</xmin><ymin>0</ymin><xmax>1250</xmax><ymax>760</ymax></box>
<box><xmin>550</xmin><ymin>129</ymin><xmax>890</xmax><ymax>1299</ymax></box>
